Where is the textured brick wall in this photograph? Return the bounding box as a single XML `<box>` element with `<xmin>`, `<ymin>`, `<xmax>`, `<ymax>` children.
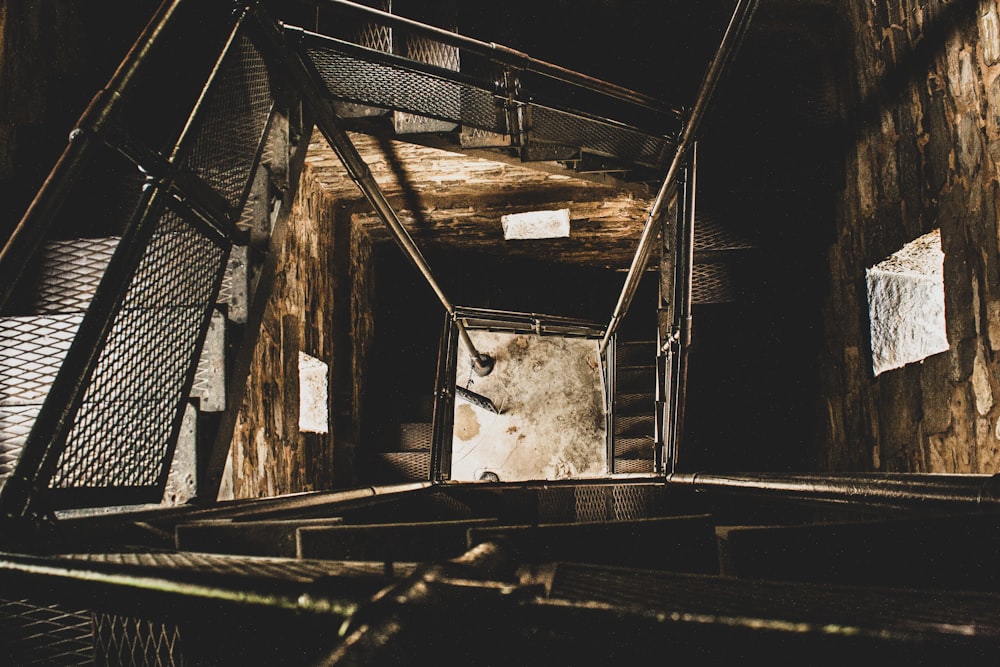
<box><xmin>821</xmin><ymin>0</ymin><xmax>1000</xmax><ymax>473</ymax></box>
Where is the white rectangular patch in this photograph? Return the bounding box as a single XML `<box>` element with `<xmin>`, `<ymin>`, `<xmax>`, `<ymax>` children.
<box><xmin>298</xmin><ymin>352</ymin><xmax>329</xmax><ymax>434</ymax></box>
<box><xmin>501</xmin><ymin>209</ymin><xmax>571</xmax><ymax>240</ymax></box>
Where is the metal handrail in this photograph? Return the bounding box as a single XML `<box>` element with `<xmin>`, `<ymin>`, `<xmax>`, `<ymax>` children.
<box><xmin>0</xmin><ymin>0</ymin><xmax>189</xmax><ymax>313</ymax></box>
<box><xmin>599</xmin><ymin>0</ymin><xmax>760</xmax><ymax>354</ymax></box>
<box><xmin>308</xmin><ymin>0</ymin><xmax>682</xmax><ymax>119</ymax></box>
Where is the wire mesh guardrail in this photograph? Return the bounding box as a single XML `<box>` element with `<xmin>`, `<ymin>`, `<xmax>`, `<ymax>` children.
<box><xmin>0</xmin><ymin>6</ymin><xmax>277</xmax><ymax>514</ymax></box>
<box><xmin>294</xmin><ymin>20</ymin><xmax>678</xmax><ymax>170</ymax></box>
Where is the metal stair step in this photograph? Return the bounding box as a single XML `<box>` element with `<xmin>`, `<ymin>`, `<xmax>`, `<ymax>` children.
<box><xmin>296</xmin><ymin>517</ymin><xmax>499</xmax><ymax>561</ymax></box>
<box><xmin>468</xmin><ymin>514</ymin><xmax>717</xmax><ymax>572</ymax></box>
<box><xmin>371</xmin><ymin>451</ymin><xmax>431</xmax><ymax>482</ymax></box>
<box><xmin>615</xmin><ymin>366</ymin><xmax>655</xmax><ymax>395</ymax></box>
<box><xmin>614</xmin><ymin>414</ymin><xmax>653</xmax><ymax>437</ymax></box>
<box><xmin>612</xmin><ymin>457</ymin><xmax>655</xmax><ymax>474</ymax></box>
<box><xmin>8</xmin><ymin>237</ymin><xmax>246</xmax><ymax>320</ymax></box>
<box><xmin>176</xmin><ymin>516</ymin><xmax>346</xmax><ymax>558</ymax></box>
<box><xmin>614</xmin><ymin>436</ymin><xmax>654</xmax><ymax>459</ymax></box>
<box><xmin>398</xmin><ymin>422</ymin><xmax>432</xmax><ymax>451</ymax></box>
<box><xmin>716</xmin><ymin>513</ymin><xmax>1000</xmax><ymax>590</ymax></box>
<box><xmin>615</xmin><ymin>340</ymin><xmax>656</xmax><ymax>367</ymax></box>
<box><xmin>0</xmin><ymin>314</ymin><xmax>82</xmax><ymax>406</ymax></box>
<box><xmin>615</xmin><ymin>392</ymin><xmax>654</xmax><ymax>415</ymax></box>
<box><xmin>1</xmin><ymin>310</ymin><xmax>225</xmax><ymax>414</ymax></box>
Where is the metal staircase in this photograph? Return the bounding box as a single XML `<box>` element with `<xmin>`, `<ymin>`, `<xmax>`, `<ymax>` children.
<box><xmin>5</xmin><ymin>0</ymin><xmax>1000</xmax><ymax>664</ymax></box>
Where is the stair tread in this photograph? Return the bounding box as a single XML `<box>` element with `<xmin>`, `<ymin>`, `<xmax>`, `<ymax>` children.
<box><xmin>175</xmin><ymin>517</ymin><xmax>345</xmax><ymax>558</ymax></box>
<box><xmin>397</xmin><ymin>422</ymin><xmax>432</xmax><ymax>451</ymax></box>
<box><xmin>468</xmin><ymin>514</ymin><xmax>717</xmax><ymax>572</ymax></box>
<box><xmin>612</xmin><ymin>457</ymin><xmax>655</xmax><ymax>473</ymax></box>
<box><xmin>614</xmin><ymin>414</ymin><xmax>653</xmax><ymax>436</ymax></box>
<box><xmin>371</xmin><ymin>451</ymin><xmax>432</xmax><ymax>482</ymax></box>
<box><xmin>614</xmin><ymin>436</ymin><xmax>654</xmax><ymax>459</ymax></box>
<box><xmin>297</xmin><ymin>517</ymin><xmax>499</xmax><ymax>561</ymax></box>
<box><xmin>718</xmin><ymin>513</ymin><xmax>1000</xmax><ymax>590</ymax></box>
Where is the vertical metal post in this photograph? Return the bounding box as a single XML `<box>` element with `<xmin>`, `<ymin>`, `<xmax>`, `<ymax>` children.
<box><xmin>248</xmin><ymin>14</ymin><xmax>494</xmax><ymax>375</ymax></box>
<box><xmin>672</xmin><ymin>144</ymin><xmax>697</xmax><ymax>468</ymax></box>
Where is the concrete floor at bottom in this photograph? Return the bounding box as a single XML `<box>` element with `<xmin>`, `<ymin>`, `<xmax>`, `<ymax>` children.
<box><xmin>450</xmin><ymin>330</ymin><xmax>608</xmax><ymax>482</ymax></box>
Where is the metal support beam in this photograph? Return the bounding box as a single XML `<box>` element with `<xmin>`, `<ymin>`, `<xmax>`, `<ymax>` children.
<box><xmin>599</xmin><ymin>0</ymin><xmax>759</xmax><ymax>355</ymax></box>
<box><xmin>249</xmin><ymin>13</ymin><xmax>494</xmax><ymax>375</ymax></box>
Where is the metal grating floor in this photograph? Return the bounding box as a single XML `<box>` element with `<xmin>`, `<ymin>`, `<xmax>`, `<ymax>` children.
<box><xmin>0</xmin><ymin>598</ymin><xmax>94</xmax><ymax>667</ymax></box>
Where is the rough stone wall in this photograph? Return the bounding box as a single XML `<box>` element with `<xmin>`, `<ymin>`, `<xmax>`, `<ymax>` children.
<box><xmin>229</xmin><ymin>165</ymin><xmax>338</xmax><ymax>498</ymax></box>
<box><xmin>821</xmin><ymin>0</ymin><xmax>1000</xmax><ymax>473</ymax></box>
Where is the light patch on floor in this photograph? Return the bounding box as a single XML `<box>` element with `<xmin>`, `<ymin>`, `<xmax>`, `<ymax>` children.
<box><xmin>451</xmin><ymin>331</ymin><xmax>607</xmax><ymax>481</ymax></box>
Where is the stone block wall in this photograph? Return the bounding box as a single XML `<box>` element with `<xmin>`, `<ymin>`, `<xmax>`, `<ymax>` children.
<box><xmin>821</xmin><ymin>0</ymin><xmax>1000</xmax><ymax>473</ymax></box>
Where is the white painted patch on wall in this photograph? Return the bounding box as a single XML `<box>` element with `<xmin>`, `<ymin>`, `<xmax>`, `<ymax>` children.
<box><xmin>298</xmin><ymin>351</ymin><xmax>329</xmax><ymax>434</ymax></box>
<box><xmin>501</xmin><ymin>208</ymin><xmax>571</xmax><ymax>240</ymax></box>
<box><xmin>866</xmin><ymin>229</ymin><xmax>949</xmax><ymax>376</ymax></box>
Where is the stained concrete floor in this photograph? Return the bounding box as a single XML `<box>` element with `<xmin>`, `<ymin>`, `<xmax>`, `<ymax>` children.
<box><xmin>451</xmin><ymin>331</ymin><xmax>608</xmax><ymax>482</ymax></box>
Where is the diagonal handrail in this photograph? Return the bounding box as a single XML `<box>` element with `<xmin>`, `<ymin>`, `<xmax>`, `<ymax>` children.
<box><xmin>599</xmin><ymin>0</ymin><xmax>760</xmax><ymax>355</ymax></box>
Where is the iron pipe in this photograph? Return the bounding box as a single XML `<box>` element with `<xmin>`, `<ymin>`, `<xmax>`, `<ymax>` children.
<box><xmin>599</xmin><ymin>0</ymin><xmax>759</xmax><ymax>354</ymax></box>
<box><xmin>666</xmin><ymin>472</ymin><xmax>1000</xmax><ymax>509</ymax></box>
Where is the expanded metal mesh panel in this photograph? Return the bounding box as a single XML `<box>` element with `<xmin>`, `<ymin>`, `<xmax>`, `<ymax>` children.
<box><xmin>51</xmin><ymin>211</ymin><xmax>226</xmax><ymax>492</ymax></box>
<box><xmin>615</xmin><ymin>393</ymin><xmax>652</xmax><ymax>415</ymax></box>
<box><xmin>375</xmin><ymin>452</ymin><xmax>431</xmax><ymax>480</ymax></box>
<box><xmin>60</xmin><ymin>551</ymin><xmax>412</xmax><ymax>582</ymax></box>
<box><xmin>0</xmin><ymin>598</ymin><xmax>93</xmax><ymax>666</ymax></box>
<box><xmin>93</xmin><ymin>614</ymin><xmax>181</xmax><ymax>667</ymax></box>
<box><xmin>186</xmin><ymin>33</ymin><xmax>273</xmax><ymax>211</ymax></box>
<box><xmin>536</xmin><ymin>486</ymin><xmax>577</xmax><ymax>523</ymax></box>
<box><xmin>0</xmin><ymin>314</ymin><xmax>82</xmax><ymax>406</ymax></box>
<box><xmin>613</xmin><ymin>458</ymin><xmax>655</xmax><ymax>474</ymax></box>
<box><xmin>305</xmin><ymin>44</ymin><xmax>504</xmax><ymax>133</ymax></box>
<box><xmin>358</xmin><ymin>20</ymin><xmax>392</xmax><ymax>53</ymax></box>
<box><xmin>538</xmin><ymin>485</ymin><xmax>661</xmax><ymax>522</ymax></box>
<box><xmin>0</xmin><ymin>405</ymin><xmax>38</xmax><ymax>485</ymax></box>
<box><xmin>573</xmin><ymin>485</ymin><xmax>611</xmax><ymax>523</ymax></box>
<box><xmin>694</xmin><ymin>217</ymin><xmax>755</xmax><ymax>251</ymax></box>
<box><xmin>349</xmin><ymin>0</ymin><xmax>392</xmax><ymax>52</ymax></box>
<box><xmin>614</xmin><ymin>414</ymin><xmax>652</xmax><ymax>437</ymax></box>
<box><xmin>35</xmin><ymin>238</ymin><xmax>120</xmax><ymax>314</ymax></box>
<box><xmin>614</xmin><ymin>436</ymin><xmax>653</xmax><ymax>459</ymax></box>
<box><xmin>547</xmin><ymin>563</ymin><xmax>1000</xmax><ymax>636</ymax></box>
<box><xmin>403</xmin><ymin>34</ymin><xmax>459</xmax><ymax>70</ymax></box>
<box><xmin>528</xmin><ymin>104</ymin><xmax>669</xmax><ymax>167</ymax></box>
<box><xmin>691</xmin><ymin>262</ymin><xmax>736</xmax><ymax>304</ymax></box>
<box><xmin>610</xmin><ymin>485</ymin><xmax>656</xmax><ymax>521</ymax></box>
